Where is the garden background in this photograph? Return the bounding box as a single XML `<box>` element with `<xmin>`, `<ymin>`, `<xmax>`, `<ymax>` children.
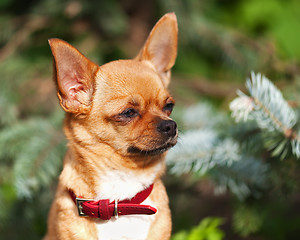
<box><xmin>1</xmin><ymin>0</ymin><xmax>300</xmax><ymax>239</ymax></box>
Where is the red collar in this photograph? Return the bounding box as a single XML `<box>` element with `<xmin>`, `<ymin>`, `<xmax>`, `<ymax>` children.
<box><xmin>69</xmin><ymin>184</ymin><xmax>157</xmax><ymax>220</ymax></box>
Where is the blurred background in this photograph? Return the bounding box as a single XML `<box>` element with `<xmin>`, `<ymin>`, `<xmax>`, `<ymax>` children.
<box><xmin>1</xmin><ymin>0</ymin><xmax>300</xmax><ymax>239</ymax></box>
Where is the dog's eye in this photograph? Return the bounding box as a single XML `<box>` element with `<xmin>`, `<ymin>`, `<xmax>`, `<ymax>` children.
<box><xmin>120</xmin><ymin>108</ymin><xmax>138</xmax><ymax>118</ymax></box>
<box><xmin>163</xmin><ymin>102</ymin><xmax>174</xmax><ymax>115</ymax></box>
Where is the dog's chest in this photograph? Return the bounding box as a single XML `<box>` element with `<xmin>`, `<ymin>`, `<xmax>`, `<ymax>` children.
<box><xmin>94</xmin><ymin>165</ymin><xmax>162</xmax><ymax>240</ymax></box>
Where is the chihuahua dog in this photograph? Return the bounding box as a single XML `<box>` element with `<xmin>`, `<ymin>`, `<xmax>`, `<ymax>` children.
<box><xmin>44</xmin><ymin>13</ymin><xmax>178</xmax><ymax>240</ymax></box>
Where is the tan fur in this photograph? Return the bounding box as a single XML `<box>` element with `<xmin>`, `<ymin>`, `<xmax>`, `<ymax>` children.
<box><xmin>44</xmin><ymin>13</ymin><xmax>178</xmax><ymax>240</ymax></box>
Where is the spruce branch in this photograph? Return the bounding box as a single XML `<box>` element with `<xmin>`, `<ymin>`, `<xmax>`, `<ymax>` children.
<box><xmin>211</xmin><ymin>156</ymin><xmax>269</xmax><ymax>200</ymax></box>
<box><xmin>0</xmin><ymin>111</ymin><xmax>65</xmax><ymax>199</ymax></box>
<box><xmin>166</xmin><ymin>128</ymin><xmax>269</xmax><ymax>200</ymax></box>
<box><xmin>167</xmin><ymin>101</ymin><xmax>269</xmax><ymax>199</ymax></box>
<box><xmin>182</xmin><ymin>103</ymin><xmax>227</xmax><ymax>130</ymax></box>
<box><xmin>230</xmin><ymin>72</ymin><xmax>300</xmax><ymax>158</ymax></box>
<box><xmin>167</xmin><ymin>129</ymin><xmax>240</xmax><ymax>175</ymax></box>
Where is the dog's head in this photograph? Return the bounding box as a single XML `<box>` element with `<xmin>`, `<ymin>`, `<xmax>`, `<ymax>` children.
<box><xmin>49</xmin><ymin>13</ymin><xmax>178</xmax><ymax>161</ymax></box>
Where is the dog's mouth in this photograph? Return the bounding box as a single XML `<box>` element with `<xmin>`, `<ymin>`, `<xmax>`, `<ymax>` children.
<box><xmin>127</xmin><ymin>142</ymin><xmax>176</xmax><ymax>156</ymax></box>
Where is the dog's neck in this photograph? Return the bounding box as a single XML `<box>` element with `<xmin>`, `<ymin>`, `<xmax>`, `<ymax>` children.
<box><xmin>62</xmin><ymin>134</ymin><xmax>166</xmax><ymax>202</ymax></box>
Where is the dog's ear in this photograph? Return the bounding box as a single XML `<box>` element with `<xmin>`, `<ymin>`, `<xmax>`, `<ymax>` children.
<box><xmin>136</xmin><ymin>12</ymin><xmax>178</xmax><ymax>87</ymax></box>
<box><xmin>48</xmin><ymin>38</ymin><xmax>98</xmax><ymax>114</ymax></box>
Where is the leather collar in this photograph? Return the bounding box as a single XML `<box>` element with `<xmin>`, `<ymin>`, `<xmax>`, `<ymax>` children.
<box><xmin>69</xmin><ymin>184</ymin><xmax>157</xmax><ymax>220</ymax></box>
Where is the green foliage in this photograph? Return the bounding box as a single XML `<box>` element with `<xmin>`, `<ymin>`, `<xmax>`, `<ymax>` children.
<box><xmin>232</xmin><ymin>205</ymin><xmax>263</xmax><ymax>237</ymax></box>
<box><xmin>236</xmin><ymin>0</ymin><xmax>300</xmax><ymax>60</ymax></box>
<box><xmin>0</xmin><ymin>110</ymin><xmax>65</xmax><ymax>198</ymax></box>
<box><xmin>172</xmin><ymin>217</ymin><xmax>225</xmax><ymax>240</ymax></box>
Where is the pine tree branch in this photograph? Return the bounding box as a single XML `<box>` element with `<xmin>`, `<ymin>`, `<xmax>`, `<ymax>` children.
<box><xmin>253</xmin><ymin>97</ymin><xmax>300</xmax><ymax>142</ymax></box>
<box><xmin>230</xmin><ymin>72</ymin><xmax>300</xmax><ymax>158</ymax></box>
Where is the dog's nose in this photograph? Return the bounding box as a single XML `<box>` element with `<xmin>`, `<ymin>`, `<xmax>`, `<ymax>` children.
<box><xmin>157</xmin><ymin>120</ymin><xmax>177</xmax><ymax>137</ymax></box>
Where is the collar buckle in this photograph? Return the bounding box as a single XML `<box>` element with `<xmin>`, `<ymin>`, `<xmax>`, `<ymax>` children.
<box><xmin>76</xmin><ymin>197</ymin><xmax>93</xmax><ymax>217</ymax></box>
